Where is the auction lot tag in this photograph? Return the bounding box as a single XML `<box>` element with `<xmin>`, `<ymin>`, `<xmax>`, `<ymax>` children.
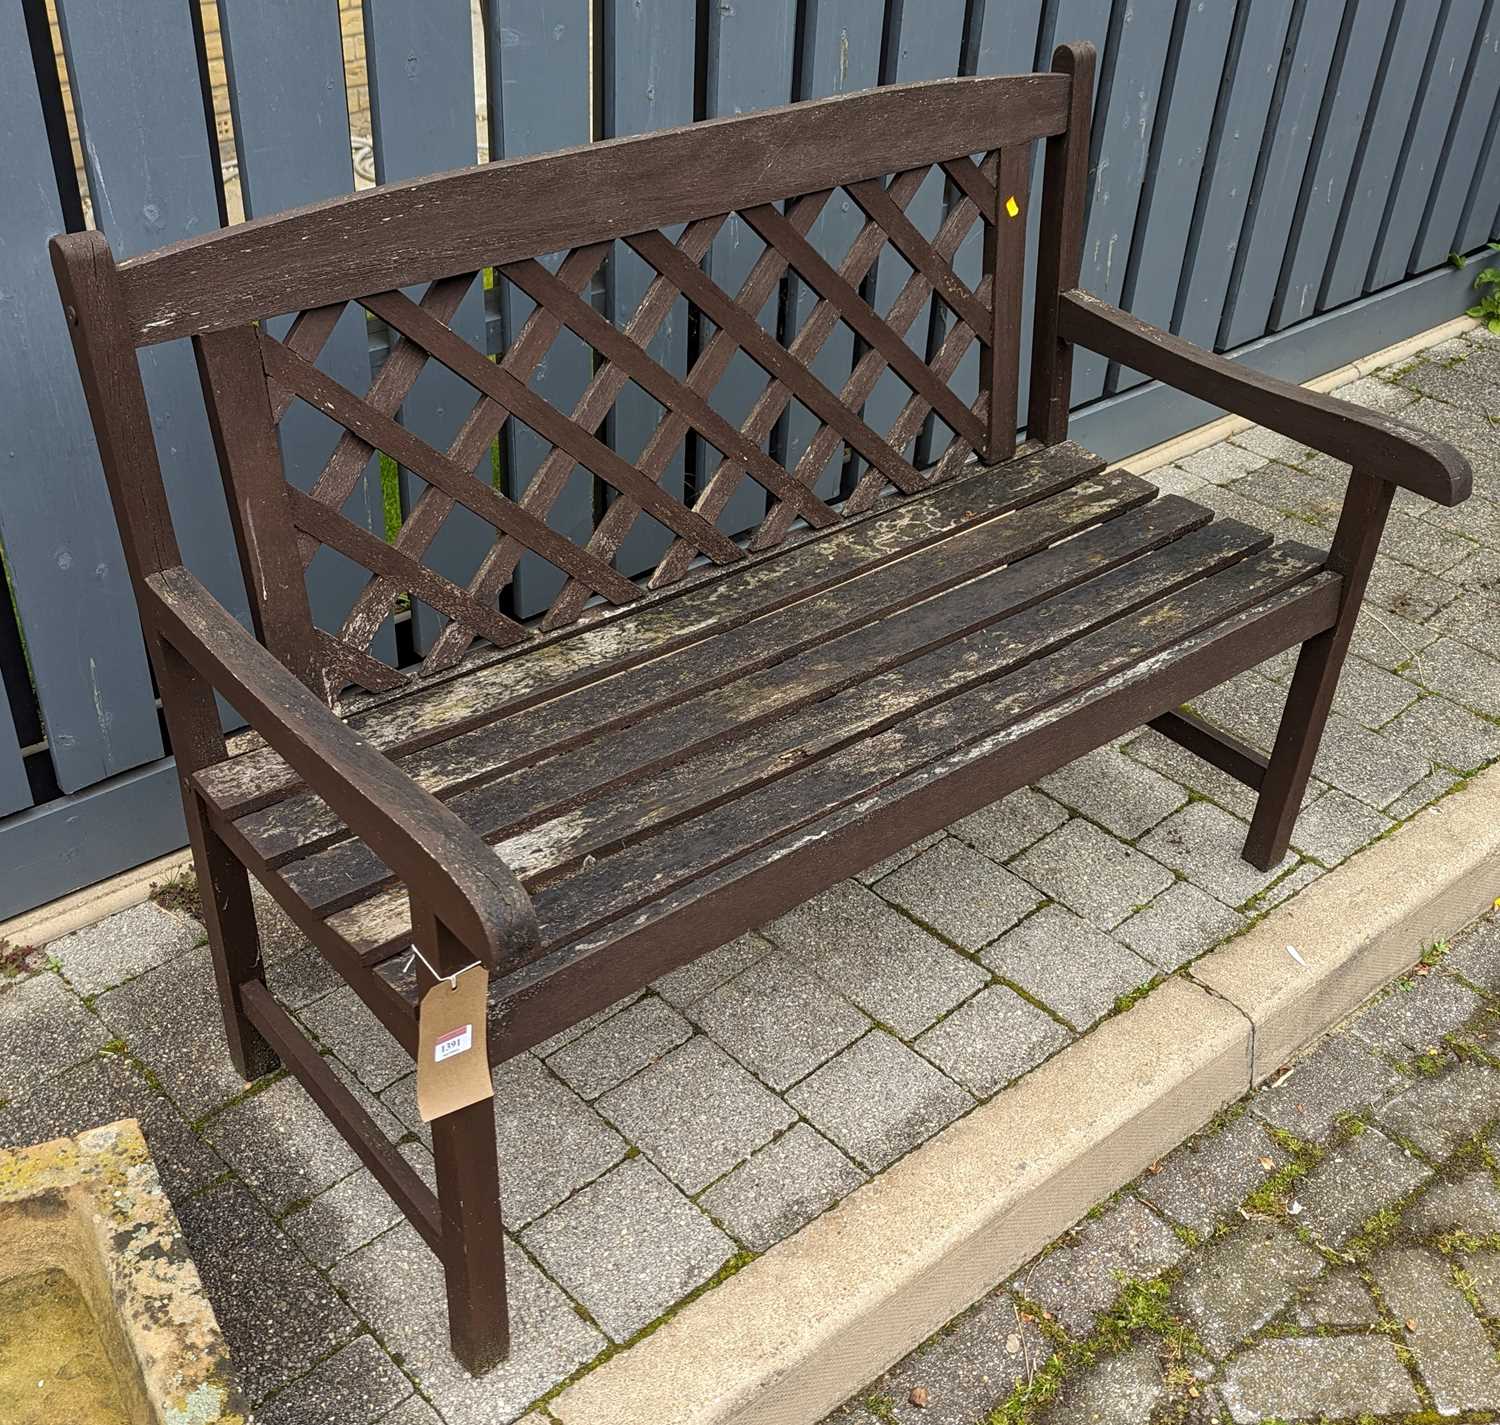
<box><xmin>417</xmin><ymin>964</ymin><xmax>493</xmax><ymax>1122</ymax></box>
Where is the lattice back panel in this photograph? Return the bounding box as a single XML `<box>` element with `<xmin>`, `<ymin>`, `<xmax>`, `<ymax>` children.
<box><xmin>208</xmin><ymin>146</ymin><xmax>1030</xmax><ymax>696</ymax></box>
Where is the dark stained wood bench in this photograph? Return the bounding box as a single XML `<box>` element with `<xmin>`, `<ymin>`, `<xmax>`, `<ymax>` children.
<box><xmin>52</xmin><ymin>44</ymin><xmax>1469</xmax><ymax>1373</ymax></box>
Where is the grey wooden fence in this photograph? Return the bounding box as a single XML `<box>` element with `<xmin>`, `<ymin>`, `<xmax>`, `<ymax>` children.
<box><xmin>1</xmin><ymin>0</ymin><xmax>1496</xmax><ymax>920</ymax></box>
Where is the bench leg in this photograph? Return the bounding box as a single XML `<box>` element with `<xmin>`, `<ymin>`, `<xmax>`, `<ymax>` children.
<box><xmin>432</xmin><ymin>1098</ymin><xmax>510</xmax><ymax>1373</ymax></box>
<box><xmin>153</xmin><ymin>634</ymin><xmax>278</xmax><ymax>1082</ymax></box>
<box><xmin>1244</xmin><ymin>472</ymin><xmax>1393</xmax><ymax>870</ymax></box>
<box><xmin>191</xmin><ymin>797</ymin><xmax>280</xmax><ymax>1081</ymax></box>
<box><xmin>411</xmin><ymin>901</ymin><xmax>510</xmax><ymax>1372</ymax></box>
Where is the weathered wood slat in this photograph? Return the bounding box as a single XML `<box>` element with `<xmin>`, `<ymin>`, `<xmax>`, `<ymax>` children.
<box><xmin>625</xmin><ymin>227</ymin><xmax>935</xmax><ymax>491</ymax></box>
<box><xmin>335</xmin><ymin>511</ymin><xmax>1280</xmax><ymax>961</ymax></box>
<box><xmin>756</xmin><ymin>165</ymin><xmax>996</xmax><ymax>541</ymax></box>
<box><xmin>696</xmin><ymin>0</ymin><xmax>799</xmax><ymax>539</ymax></box>
<box><xmin>237</xmin><ymin>467</ymin><xmax>1158</xmax><ymax>874</ymax></box>
<box><xmin>584</xmin><ymin>187</ymin><xmax>842</xmax><ymax>604</ymax></box>
<box><xmin>598</xmin><ymin>0</ymin><xmax>698</xmax><ymax>582</ymax></box>
<box><xmin>119</xmin><ymin>73</ymin><xmax>1071</xmax><ymax>345</ymax></box>
<box><xmin>487</xmin><ymin>570</ymin><xmax>1342</xmax><ymax>1058</ymax></box>
<box><xmin>858</xmin><ymin>0</ymin><xmax>969</xmax><ymax>470</ymax></box>
<box><xmin>278</xmin><ymin>475</ymin><xmax>1177</xmax><ymax>911</ymax></box>
<box><xmin>195</xmin><ymin>443</ymin><xmax>1101</xmax><ymax>815</ymax></box>
<box><xmin>368</xmin><ymin>546</ymin><xmax>1335</xmax><ymax>999</ymax></box>
<box><xmin>442</xmin><ymin>219</ymin><xmax>724</xmax><ymax>645</ymax></box>
<box><xmin>778</xmin><ymin>0</ymin><xmax>884</xmax><ymax>496</ymax></box>
<box><xmin>523</xmin><ymin>541</ymin><xmax>1309</xmax><ymax>951</ymax></box>
<box><xmin>217</xmin><ymin>0</ymin><xmax>395</xmax><ymax>664</ymax></box>
<box><xmin>685</xmin><ymin>167</ymin><xmax>946</xmax><ymax>560</ymax></box>
<box><xmin>731</xmin><ymin>206</ymin><xmax>987</xmax><ymax>449</ymax></box>
<box><xmin>361</xmin><ymin>1</ymin><xmax>491</xmax><ymax>653</ymax></box>
<box><xmin>501</xmin><ymin>256</ymin><xmax>842</xmax><ymax>527</ymax></box>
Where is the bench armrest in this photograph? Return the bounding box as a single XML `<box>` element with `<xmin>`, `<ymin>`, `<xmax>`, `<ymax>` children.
<box><xmin>1057</xmin><ymin>289</ymin><xmax>1472</xmax><ymax>507</ymax></box>
<box><xmin>145</xmin><ymin>565</ymin><xmax>539</xmax><ymax>973</ymax></box>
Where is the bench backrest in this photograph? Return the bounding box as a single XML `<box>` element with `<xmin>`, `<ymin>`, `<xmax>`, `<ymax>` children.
<box><xmin>53</xmin><ymin>47</ymin><xmax>1093</xmax><ymax>703</ymax></box>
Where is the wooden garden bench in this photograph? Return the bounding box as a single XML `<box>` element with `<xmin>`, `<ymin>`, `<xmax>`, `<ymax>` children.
<box><xmin>52</xmin><ymin>44</ymin><xmax>1469</xmax><ymax>1373</ymax></box>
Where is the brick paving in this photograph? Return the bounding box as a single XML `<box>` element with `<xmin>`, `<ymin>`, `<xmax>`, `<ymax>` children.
<box><xmin>0</xmin><ymin>329</ymin><xmax>1497</xmax><ymax>1422</ymax></box>
<box><xmin>830</xmin><ymin>909</ymin><xmax>1500</xmax><ymax>1425</ymax></box>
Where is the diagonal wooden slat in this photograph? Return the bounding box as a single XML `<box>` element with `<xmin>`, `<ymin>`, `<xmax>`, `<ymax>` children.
<box><xmin>737</xmin><ymin>201</ymin><xmax>988</xmax><ymax>448</ymax></box>
<box><xmin>939</xmin><ymin>153</ymin><xmax>1001</xmax><ymax>220</ymax></box>
<box><xmin>503</xmin><ymin>258</ymin><xmax>842</xmax><ymax>530</ymax></box>
<box><xmin>626</xmin><ymin>228</ymin><xmax>929</xmax><ymax>494</ymax></box>
<box><xmin>297</xmin><ymin>274</ymin><xmax>475</xmax><ymax>568</ymax></box>
<box><xmin>648</xmin><ymin>167</ymin><xmax>932</xmax><ymax>589</ymax></box>
<box><xmin>843</xmin><ymin>275</ymin><xmax>996</xmax><ymax>514</ymax></box>
<box><xmin>339</xmin><ymin>246</ymin><xmax>607</xmax><ymax>656</ymax></box>
<box><xmin>751</xmin><ymin>159</ymin><xmax>995</xmax><ymax>547</ymax></box>
<box><xmin>285</xmin><ymin>487</ymin><xmax>527</xmax><ymax>649</ymax></box>
<box><xmin>259</xmin><ymin>332</ymin><xmax>644</xmax><ymax>616</ymax></box>
<box><xmin>419</xmin><ymin>219</ymin><xmax>725</xmax><ymax>668</ymax></box>
<box><xmin>845</xmin><ymin>176</ymin><xmax>992</xmax><ymax>339</ymax></box>
<box><xmin>541</xmin><ymin>196</ymin><xmax>835</xmax><ymax>628</ymax></box>
<box><xmin>268</xmin><ymin>302</ymin><xmax>346</xmax><ymax>421</ymax></box>
<box><xmin>362</xmin><ymin>288</ymin><xmax>747</xmax><ymax>565</ymax></box>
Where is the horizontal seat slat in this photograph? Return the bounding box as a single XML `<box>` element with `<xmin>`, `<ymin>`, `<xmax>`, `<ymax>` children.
<box><xmin>278</xmin><ymin>477</ymin><xmax>1179</xmax><ymax>914</ymax></box>
<box><xmin>198</xmin><ymin>441</ymin><xmax>1102</xmax><ymax>822</ymax></box>
<box><xmin>524</xmin><ymin>545</ymin><xmax>1327</xmax><ymax>951</ymax></box>
<box><xmin>329</xmin><ymin>518</ymin><xmax>1298</xmax><ymax>962</ymax></box>
<box><xmin>236</xmin><ymin>463</ymin><xmax>1138</xmax><ymax>871</ymax></box>
<box><xmin>370</xmin><ymin>554</ymin><xmax>1340</xmax><ymax>1028</ymax></box>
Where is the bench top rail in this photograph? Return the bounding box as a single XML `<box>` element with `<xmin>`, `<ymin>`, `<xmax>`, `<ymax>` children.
<box><xmin>116</xmin><ymin>72</ymin><xmax>1069</xmax><ymax>345</ymax></box>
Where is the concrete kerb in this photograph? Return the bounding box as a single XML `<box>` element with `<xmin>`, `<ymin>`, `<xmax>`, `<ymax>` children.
<box><xmin>552</xmin><ymin>975</ymin><xmax>1248</xmax><ymax>1425</ymax></box>
<box><xmin>1191</xmin><ymin>759</ymin><xmax>1500</xmax><ymax>1081</ymax></box>
<box><xmin>549</xmin><ymin>767</ymin><xmax>1500</xmax><ymax>1425</ymax></box>
<box><xmin>0</xmin><ymin>847</ymin><xmax>194</xmax><ymax>950</ymax></box>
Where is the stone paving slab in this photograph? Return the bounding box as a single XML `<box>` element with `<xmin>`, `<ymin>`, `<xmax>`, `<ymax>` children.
<box><xmin>1</xmin><ymin>330</ymin><xmax>1497</xmax><ymax>1423</ymax></box>
<box><xmin>833</xmin><ymin>905</ymin><xmax>1500</xmax><ymax>1425</ymax></box>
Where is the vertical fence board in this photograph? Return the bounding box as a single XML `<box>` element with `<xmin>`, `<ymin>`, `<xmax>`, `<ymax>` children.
<box><xmin>1371</xmin><ymin>0</ymin><xmax>1487</xmax><ymax>288</ymax></box>
<box><xmin>1069</xmin><ymin>0</ymin><xmax>1175</xmax><ymax>404</ymax></box>
<box><xmin>363</xmin><ymin>0</ymin><xmax>486</xmax><ymax>649</ymax></box>
<box><xmin>1414</xmin><ymin>0</ymin><xmax>1500</xmax><ymax>270</ymax></box>
<box><xmin>782</xmin><ymin>1</ymin><xmax>882</xmax><ymax>487</ymax></box>
<box><xmin>1220</xmin><ymin>0</ymin><xmax>1342</xmax><ymax>348</ymax></box>
<box><xmin>218</xmin><ymin>0</ymin><xmax>395</xmax><ymax>664</ymax></box>
<box><xmin>1274</xmin><ymin>0</ymin><xmax>1396</xmax><ymax>330</ymax></box>
<box><xmin>1321</xmin><ymin>1</ymin><xmax>1443</xmax><ymax>308</ymax></box>
<box><xmin>602</xmin><ymin>0</ymin><xmax>696</xmax><ymax>577</ymax></box>
<box><xmin>55</xmin><ymin>0</ymin><xmax>251</xmax><ymax>660</ymax></box>
<box><xmin>486</xmin><ymin>1</ymin><xmax>595</xmax><ymax>619</ymax></box>
<box><xmin>1112</xmin><ymin>0</ymin><xmax>1236</xmax><ymax>394</ymax></box>
<box><xmin>955</xmin><ymin>0</ymin><xmax>1049</xmax><ymax>431</ymax></box>
<box><xmin>699</xmin><ymin>0</ymin><xmax>798</xmax><ymax>535</ymax></box>
<box><xmin>1176</xmin><ymin>0</ymin><xmax>1296</xmax><ymax>350</ymax></box>
<box><xmin>1458</xmin><ymin>76</ymin><xmax>1500</xmax><ymax>252</ymax></box>
<box><xmin>0</xmin><ymin>3</ymin><xmax>162</xmax><ymax>795</ymax></box>
<box><xmin>864</xmin><ymin>0</ymin><xmax>969</xmax><ymax>465</ymax></box>
<box><xmin>781</xmin><ymin>0</ymin><xmax>884</xmax><ymax>494</ymax></box>
<box><xmin>972</xmin><ymin>0</ymin><xmax>1056</xmax><ymax>426</ymax></box>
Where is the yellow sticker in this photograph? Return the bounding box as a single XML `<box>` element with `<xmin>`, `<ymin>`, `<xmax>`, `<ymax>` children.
<box><xmin>1005</xmin><ymin>195</ymin><xmax>1021</xmax><ymax>219</ymax></box>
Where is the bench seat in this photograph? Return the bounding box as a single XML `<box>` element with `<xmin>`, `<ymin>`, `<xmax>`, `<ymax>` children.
<box><xmin>194</xmin><ymin>440</ymin><xmax>1337</xmax><ymax>1057</ymax></box>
